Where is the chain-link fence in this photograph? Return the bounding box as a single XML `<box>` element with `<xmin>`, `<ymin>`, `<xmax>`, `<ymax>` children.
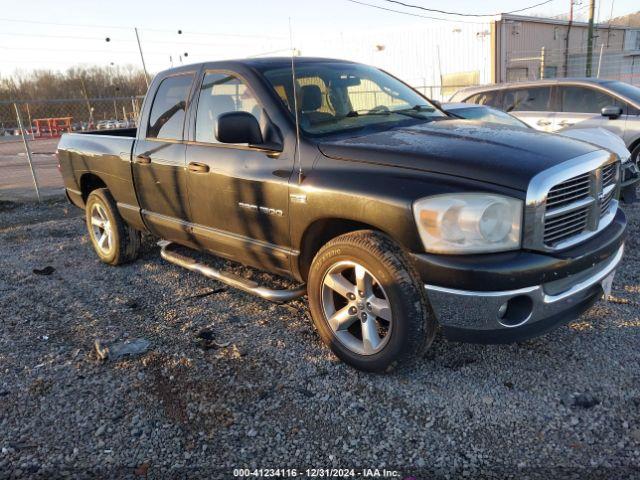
<box><xmin>505</xmin><ymin>47</ymin><xmax>640</xmax><ymax>84</ymax></box>
<box><xmin>0</xmin><ymin>96</ymin><xmax>144</xmax><ymax>136</ymax></box>
<box><xmin>0</xmin><ymin>96</ymin><xmax>145</xmax><ymax>202</ymax></box>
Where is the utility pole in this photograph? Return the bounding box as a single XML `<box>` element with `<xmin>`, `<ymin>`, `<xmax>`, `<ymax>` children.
<box><xmin>586</xmin><ymin>0</ymin><xmax>596</xmax><ymax>77</ymax></box>
<box><xmin>563</xmin><ymin>0</ymin><xmax>574</xmax><ymax>77</ymax></box>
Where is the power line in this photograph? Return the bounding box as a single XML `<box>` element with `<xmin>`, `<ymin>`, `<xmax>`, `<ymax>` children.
<box><xmin>344</xmin><ymin>0</ymin><xmax>490</xmax><ymax>23</ymax></box>
<box><xmin>380</xmin><ymin>0</ymin><xmax>557</xmax><ymax>17</ymax></box>
<box><xmin>0</xmin><ymin>17</ymin><xmax>286</xmax><ymax>40</ymax></box>
<box><xmin>0</xmin><ymin>31</ymin><xmax>283</xmax><ymax>48</ymax></box>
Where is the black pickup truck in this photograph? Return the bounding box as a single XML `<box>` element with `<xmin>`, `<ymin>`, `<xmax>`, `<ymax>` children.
<box><xmin>58</xmin><ymin>58</ymin><xmax>626</xmax><ymax>371</ymax></box>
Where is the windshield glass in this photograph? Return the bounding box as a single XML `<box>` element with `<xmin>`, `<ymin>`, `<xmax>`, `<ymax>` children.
<box><xmin>260</xmin><ymin>62</ymin><xmax>445</xmax><ymax>135</ymax></box>
<box><xmin>447</xmin><ymin>105</ymin><xmax>529</xmax><ymax>129</ymax></box>
<box><xmin>603</xmin><ymin>81</ymin><xmax>640</xmax><ymax>105</ymax></box>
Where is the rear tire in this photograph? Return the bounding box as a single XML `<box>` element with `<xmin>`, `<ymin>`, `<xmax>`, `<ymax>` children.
<box><xmin>307</xmin><ymin>230</ymin><xmax>436</xmax><ymax>372</ymax></box>
<box><xmin>85</xmin><ymin>188</ymin><xmax>141</xmax><ymax>265</ymax></box>
<box><xmin>631</xmin><ymin>143</ymin><xmax>640</xmax><ymax>170</ymax></box>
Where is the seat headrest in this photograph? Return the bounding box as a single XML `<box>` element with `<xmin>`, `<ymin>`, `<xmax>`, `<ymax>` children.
<box><xmin>301</xmin><ymin>85</ymin><xmax>322</xmax><ymax>112</ymax></box>
<box><xmin>208</xmin><ymin>95</ymin><xmax>236</xmax><ymax>117</ymax></box>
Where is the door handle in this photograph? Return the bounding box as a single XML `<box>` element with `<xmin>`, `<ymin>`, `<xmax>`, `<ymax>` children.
<box><xmin>558</xmin><ymin>120</ymin><xmax>574</xmax><ymax>127</ymax></box>
<box><xmin>136</xmin><ymin>154</ymin><xmax>151</xmax><ymax>164</ymax></box>
<box><xmin>536</xmin><ymin>120</ymin><xmax>552</xmax><ymax>126</ymax></box>
<box><xmin>188</xmin><ymin>162</ymin><xmax>210</xmax><ymax>173</ymax></box>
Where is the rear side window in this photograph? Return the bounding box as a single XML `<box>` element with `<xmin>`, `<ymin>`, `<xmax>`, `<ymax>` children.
<box><xmin>503</xmin><ymin>87</ymin><xmax>551</xmax><ymax>112</ymax></box>
<box><xmin>147</xmin><ymin>74</ymin><xmax>194</xmax><ymax>140</ymax></box>
<box><xmin>195</xmin><ymin>72</ymin><xmax>262</xmax><ymax>144</ymax></box>
<box><xmin>466</xmin><ymin>91</ymin><xmax>500</xmax><ymax>108</ymax></box>
<box><xmin>560</xmin><ymin>86</ymin><xmax>621</xmax><ymax>114</ymax></box>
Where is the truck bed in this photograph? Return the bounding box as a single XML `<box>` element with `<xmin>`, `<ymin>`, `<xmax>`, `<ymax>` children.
<box><xmin>79</xmin><ymin>127</ymin><xmax>137</xmax><ymax>137</ymax></box>
<box><xmin>57</xmin><ymin>129</ymin><xmax>140</xmax><ymax>217</ymax></box>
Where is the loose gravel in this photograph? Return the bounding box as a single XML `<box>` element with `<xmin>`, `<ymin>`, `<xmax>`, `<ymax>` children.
<box><xmin>0</xmin><ymin>199</ymin><xmax>639</xmax><ymax>479</ymax></box>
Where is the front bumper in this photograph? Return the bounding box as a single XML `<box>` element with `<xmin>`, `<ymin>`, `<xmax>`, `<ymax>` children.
<box><xmin>410</xmin><ymin>208</ymin><xmax>627</xmax><ymax>343</ymax></box>
<box><xmin>425</xmin><ymin>245</ymin><xmax>622</xmax><ymax>343</ymax></box>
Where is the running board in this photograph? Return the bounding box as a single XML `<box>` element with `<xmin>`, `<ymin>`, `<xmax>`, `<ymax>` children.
<box><xmin>158</xmin><ymin>241</ymin><xmax>307</xmax><ymax>303</ymax></box>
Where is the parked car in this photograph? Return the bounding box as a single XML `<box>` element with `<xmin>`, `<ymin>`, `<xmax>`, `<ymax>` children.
<box><xmin>442</xmin><ymin>102</ymin><xmax>639</xmax><ymax>202</ymax></box>
<box><xmin>57</xmin><ymin>58</ymin><xmax>626</xmax><ymax>372</ymax></box>
<box><xmin>450</xmin><ymin>78</ymin><xmax>640</xmax><ymax>168</ymax></box>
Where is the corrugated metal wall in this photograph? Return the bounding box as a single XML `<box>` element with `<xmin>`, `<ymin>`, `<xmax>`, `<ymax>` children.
<box><xmin>297</xmin><ymin>22</ymin><xmax>493</xmax><ymax>91</ymax></box>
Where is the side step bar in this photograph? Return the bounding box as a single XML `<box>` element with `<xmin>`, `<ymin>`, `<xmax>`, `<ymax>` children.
<box><xmin>158</xmin><ymin>241</ymin><xmax>307</xmax><ymax>303</ymax></box>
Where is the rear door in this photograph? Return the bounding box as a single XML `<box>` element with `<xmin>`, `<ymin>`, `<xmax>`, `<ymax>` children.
<box><xmin>554</xmin><ymin>84</ymin><xmax>626</xmax><ymax>136</ymax></box>
<box><xmin>503</xmin><ymin>86</ymin><xmax>555</xmax><ymax>132</ymax></box>
<box><xmin>184</xmin><ymin>70</ymin><xmax>293</xmax><ymax>274</ymax></box>
<box><xmin>132</xmin><ymin>72</ymin><xmax>195</xmax><ymax>242</ymax></box>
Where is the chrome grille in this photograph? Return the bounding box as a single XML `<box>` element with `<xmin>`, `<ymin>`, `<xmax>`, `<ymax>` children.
<box><xmin>542</xmin><ymin>161</ymin><xmax>619</xmax><ymax>248</ymax></box>
<box><xmin>543</xmin><ymin>204</ymin><xmax>590</xmax><ymax>245</ymax></box>
<box><xmin>524</xmin><ymin>151</ymin><xmax>620</xmax><ymax>252</ymax></box>
<box><xmin>602</xmin><ymin>163</ymin><xmax>616</xmax><ymax>188</ymax></box>
<box><xmin>600</xmin><ymin>188</ymin><xmax>615</xmax><ymax>215</ymax></box>
<box><xmin>545</xmin><ymin>172</ymin><xmax>591</xmax><ymax>210</ymax></box>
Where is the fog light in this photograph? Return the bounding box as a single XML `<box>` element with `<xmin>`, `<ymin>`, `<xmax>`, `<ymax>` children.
<box><xmin>497</xmin><ymin>295</ymin><xmax>533</xmax><ymax>327</ymax></box>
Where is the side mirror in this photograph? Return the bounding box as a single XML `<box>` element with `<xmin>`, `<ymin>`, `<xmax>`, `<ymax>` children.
<box><xmin>601</xmin><ymin>105</ymin><xmax>622</xmax><ymax>119</ymax></box>
<box><xmin>215</xmin><ymin>111</ymin><xmax>263</xmax><ymax>144</ymax></box>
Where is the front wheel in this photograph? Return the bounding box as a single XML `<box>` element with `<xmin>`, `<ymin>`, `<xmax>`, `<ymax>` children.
<box><xmin>307</xmin><ymin>230</ymin><xmax>436</xmax><ymax>372</ymax></box>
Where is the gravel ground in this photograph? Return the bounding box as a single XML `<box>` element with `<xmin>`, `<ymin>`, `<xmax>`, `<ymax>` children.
<box><xmin>0</xmin><ymin>199</ymin><xmax>639</xmax><ymax>479</ymax></box>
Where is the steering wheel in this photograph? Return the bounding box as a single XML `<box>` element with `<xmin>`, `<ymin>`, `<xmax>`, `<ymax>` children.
<box><xmin>369</xmin><ymin>105</ymin><xmax>390</xmax><ymax>114</ymax></box>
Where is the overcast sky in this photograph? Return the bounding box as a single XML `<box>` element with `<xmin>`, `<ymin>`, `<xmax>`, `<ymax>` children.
<box><xmin>1</xmin><ymin>0</ymin><xmax>638</xmax><ymax>74</ymax></box>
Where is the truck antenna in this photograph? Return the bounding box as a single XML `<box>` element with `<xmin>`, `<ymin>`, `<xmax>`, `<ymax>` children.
<box><xmin>289</xmin><ymin>17</ymin><xmax>303</xmax><ymax>185</ymax></box>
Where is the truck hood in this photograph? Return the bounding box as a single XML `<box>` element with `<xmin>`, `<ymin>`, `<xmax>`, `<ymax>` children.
<box><xmin>318</xmin><ymin>119</ymin><xmax>600</xmax><ymax>191</ymax></box>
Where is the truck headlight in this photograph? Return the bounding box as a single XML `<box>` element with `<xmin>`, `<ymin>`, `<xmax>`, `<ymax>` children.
<box><xmin>413</xmin><ymin>193</ymin><xmax>523</xmax><ymax>254</ymax></box>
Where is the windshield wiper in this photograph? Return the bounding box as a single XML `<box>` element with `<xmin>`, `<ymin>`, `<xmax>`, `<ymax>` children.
<box><xmin>391</xmin><ymin>105</ymin><xmax>437</xmax><ymax>118</ymax></box>
<box><xmin>346</xmin><ymin>109</ymin><xmax>391</xmax><ymax>117</ymax></box>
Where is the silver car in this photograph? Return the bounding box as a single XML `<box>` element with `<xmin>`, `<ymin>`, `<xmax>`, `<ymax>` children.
<box><xmin>442</xmin><ymin>102</ymin><xmax>639</xmax><ymax>202</ymax></box>
<box><xmin>450</xmin><ymin>78</ymin><xmax>640</xmax><ymax>167</ymax></box>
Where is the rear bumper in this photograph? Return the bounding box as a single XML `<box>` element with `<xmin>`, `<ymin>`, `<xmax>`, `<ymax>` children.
<box><xmin>409</xmin><ymin>208</ymin><xmax>626</xmax><ymax>343</ymax></box>
<box><xmin>425</xmin><ymin>245</ymin><xmax>622</xmax><ymax>343</ymax></box>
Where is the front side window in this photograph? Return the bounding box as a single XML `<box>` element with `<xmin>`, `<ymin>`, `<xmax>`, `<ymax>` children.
<box><xmin>195</xmin><ymin>72</ymin><xmax>262</xmax><ymax>144</ymax></box>
<box><xmin>503</xmin><ymin>87</ymin><xmax>552</xmax><ymax>112</ymax></box>
<box><xmin>260</xmin><ymin>62</ymin><xmax>445</xmax><ymax>136</ymax></box>
<box><xmin>467</xmin><ymin>91</ymin><xmax>500</xmax><ymax>107</ymax></box>
<box><xmin>560</xmin><ymin>86</ymin><xmax>620</xmax><ymax>113</ymax></box>
<box><xmin>147</xmin><ymin>74</ymin><xmax>193</xmax><ymax>140</ymax></box>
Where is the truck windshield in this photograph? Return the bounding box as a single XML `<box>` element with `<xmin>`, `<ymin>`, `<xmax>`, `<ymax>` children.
<box><xmin>261</xmin><ymin>62</ymin><xmax>445</xmax><ymax>136</ymax></box>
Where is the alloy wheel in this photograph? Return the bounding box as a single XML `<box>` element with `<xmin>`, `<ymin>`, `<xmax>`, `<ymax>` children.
<box><xmin>90</xmin><ymin>203</ymin><xmax>113</xmax><ymax>255</ymax></box>
<box><xmin>320</xmin><ymin>261</ymin><xmax>393</xmax><ymax>355</ymax></box>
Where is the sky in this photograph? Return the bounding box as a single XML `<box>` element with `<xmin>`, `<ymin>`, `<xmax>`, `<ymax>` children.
<box><xmin>1</xmin><ymin>0</ymin><xmax>638</xmax><ymax>74</ymax></box>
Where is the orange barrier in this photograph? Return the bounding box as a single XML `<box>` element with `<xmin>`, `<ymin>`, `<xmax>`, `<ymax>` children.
<box><xmin>33</xmin><ymin>117</ymin><xmax>72</xmax><ymax>138</ymax></box>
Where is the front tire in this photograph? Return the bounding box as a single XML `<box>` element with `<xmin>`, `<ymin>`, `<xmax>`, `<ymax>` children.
<box><xmin>307</xmin><ymin>230</ymin><xmax>436</xmax><ymax>372</ymax></box>
<box><xmin>85</xmin><ymin>188</ymin><xmax>141</xmax><ymax>265</ymax></box>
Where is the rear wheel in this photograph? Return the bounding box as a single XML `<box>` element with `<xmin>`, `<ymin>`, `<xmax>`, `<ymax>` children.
<box><xmin>307</xmin><ymin>230</ymin><xmax>436</xmax><ymax>372</ymax></box>
<box><xmin>632</xmin><ymin>143</ymin><xmax>640</xmax><ymax>170</ymax></box>
<box><xmin>85</xmin><ymin>188</ymin><xmax>141</xmax><ymax>265</ymax></box>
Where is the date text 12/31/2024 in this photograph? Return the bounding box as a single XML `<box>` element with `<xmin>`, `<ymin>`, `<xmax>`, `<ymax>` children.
<box><xmin>232</xmin><ymin>468</ymin><xmax>409</xmax><ymax>478</ymax></box>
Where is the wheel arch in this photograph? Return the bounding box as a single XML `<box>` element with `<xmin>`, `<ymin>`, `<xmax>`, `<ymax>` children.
<box><xmin>297</xmin><ymin>218</ymin><xmax>393</xmax><ymax>282</ymax></box>
<box><xmin>629</xmin><ymin>135</ymin><xmax>640</xmax><ymax>156</ymax></box>
<box><xmin>79</xmin><ymin>173</ymin><xmax>107</xmax><ymax>202</ymax></box>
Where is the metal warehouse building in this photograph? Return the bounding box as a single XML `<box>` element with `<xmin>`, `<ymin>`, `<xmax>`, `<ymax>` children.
<box><xmin>300</xmin><ymin>13</ymin><xmax>640</xmax><ymax>99</ymax></box>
